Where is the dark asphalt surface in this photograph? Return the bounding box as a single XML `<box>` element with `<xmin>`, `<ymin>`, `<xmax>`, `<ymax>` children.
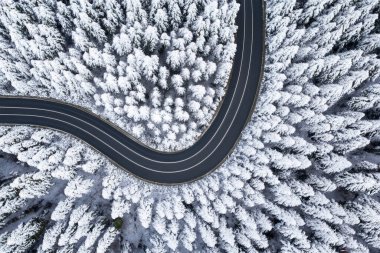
<box><xmin>0</xmin><ymin>0</ymin><xmax>265</xmax><ymax>184</ymax></box>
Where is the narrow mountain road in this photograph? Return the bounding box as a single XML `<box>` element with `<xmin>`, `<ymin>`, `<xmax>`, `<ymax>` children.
<box><xmin>0</xmin><ymin>0</ymin><xmax>265</xmax><ymax>184</ymax></box>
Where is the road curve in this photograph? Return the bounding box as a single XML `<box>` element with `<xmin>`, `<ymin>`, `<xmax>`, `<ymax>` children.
<box><xmin>0</xmin><ymin>0</ymin><xmax>265</xmax><ymax>184</ymax></box>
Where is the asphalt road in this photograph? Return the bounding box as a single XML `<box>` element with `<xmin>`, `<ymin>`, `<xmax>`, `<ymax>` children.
<box><xmin>0</xmin><ymin>0</ymin><xmax>265</xmax><ymax>184</ymax></box>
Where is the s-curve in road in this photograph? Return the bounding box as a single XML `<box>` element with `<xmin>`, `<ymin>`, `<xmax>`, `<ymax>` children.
<box><xmin>0</xmin><ymin>0</ymin><xmax>265</xmax><ymax>184</ymax></box>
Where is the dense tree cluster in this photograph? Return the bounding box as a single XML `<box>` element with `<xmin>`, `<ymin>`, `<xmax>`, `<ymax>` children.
<box><xmin>0</xmin><ymin>0</ymin><xmax>380</xmax><ymax>252</ymax></box>
<box><xmin>0</xmin><ymin>0</ymin><xmax>238</xmax><ymax>151</ymax></box>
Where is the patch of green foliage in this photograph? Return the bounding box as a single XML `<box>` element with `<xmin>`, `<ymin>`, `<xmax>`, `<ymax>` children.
<box><xmin>113</xmin><ymin>217</ymin><xmax>123</xmax><ymax>230</ymax></box>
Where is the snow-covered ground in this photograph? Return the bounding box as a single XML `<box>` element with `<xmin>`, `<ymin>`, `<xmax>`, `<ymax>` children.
<box><xmin>0</xmin><ymin>0</ymin><xmax>238</xmax><ymax>151</ymax></box>
<box><xmin>1</xmin><ymin>0</ymin><xmax>380</xmax><ymax>252</ymax></box>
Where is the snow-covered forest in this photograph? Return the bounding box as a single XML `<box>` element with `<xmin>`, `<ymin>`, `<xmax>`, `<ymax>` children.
<box><xmin>0</xmin><ymin>0</ymin><xmax>239</xmax><ymax>151</ymax></box>
<box><xmin>0</xmin><ymin>0</ymin><xmax>380</xmax><ymax>252</ymax></box>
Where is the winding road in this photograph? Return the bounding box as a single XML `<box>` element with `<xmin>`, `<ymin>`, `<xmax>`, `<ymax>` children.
<box><xmin>0</xmin><ymin>0</ymin><xmax>265</xmax><ymax>184</ymax></box>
